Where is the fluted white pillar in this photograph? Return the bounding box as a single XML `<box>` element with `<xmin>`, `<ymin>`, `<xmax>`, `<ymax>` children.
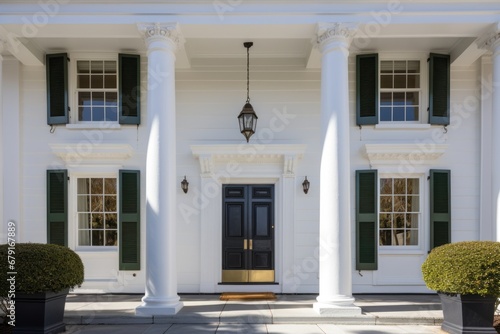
<box><xmin>136</xmin><ymin>23</ymin><xmax>183</xmax><ymax>315</ymax></box>
<box><xmin>313</xmin><ymin>23</ymin><xmax>361</xmax><ymax>315</ymax></box>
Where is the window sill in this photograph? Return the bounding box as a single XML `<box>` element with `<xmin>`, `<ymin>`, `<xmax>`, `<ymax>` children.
<box><xmin>66</xmin><ymin>123</ymin><xmax>121</xmax><ymax>130</ymax></box>
<box><xmin>378</xmin><ymin>248</ymin><xmax>425</xmax><ymax>256</ymax></box>
<box><xmin>374</xmin><ymin>123</ymin><xmax>431</xmax><ymax>130</ymax></box>
<box><xmin>75</xmin><ymin>247</ymin><xmax>118</xmax><ymax>252</ymax></box>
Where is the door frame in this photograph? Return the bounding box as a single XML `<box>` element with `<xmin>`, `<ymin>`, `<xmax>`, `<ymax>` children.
<box><xmin>192</xmin><ymin>144</ymin><xmax>306</xmax><ymax>293</ymax></box>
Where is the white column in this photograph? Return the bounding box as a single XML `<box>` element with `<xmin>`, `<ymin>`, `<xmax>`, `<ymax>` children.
<box><xmin>488</xmin><ymin>30</ymin><xmax>500</xmax><ymax>242</ymax></box>
<box><xmin>136</xmin><ymin>23</ymin><xmax>183</xmax><ymax>315</ymax></box>
<box><xmin>313</xmin><ymin>23</ymin><xmax>361</xmax><ymax>315</ymax></box>
<box><xmin>281</xmin><ymin>156</ymin><xmax>296</xmax><ymax>293</ymax></box>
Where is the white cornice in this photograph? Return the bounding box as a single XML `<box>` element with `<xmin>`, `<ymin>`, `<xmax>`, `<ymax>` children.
<box><xmin>50</xmin><ymin>143</ymin><xmax>134</xmax><ymax>165</ymax></box>
<box><xmin>191</xmin><ymin>144</ymin><xmax>306</xmax><ymax>176</ymax></box>
<box><xmin>365</xmin><ymin>143</ymin><xmax>447</xmax><ymax>167</ymax></box>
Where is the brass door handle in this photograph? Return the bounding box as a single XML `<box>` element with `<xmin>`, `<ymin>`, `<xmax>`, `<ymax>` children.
<box><xmin>249</xmin><ymin>239</ymin><xmax>253</xmax><ymax>250</ymax></box>
<box><xmin>243</xmin><ymin>239</ymin><xmax>248</xmax><ymax>250</ymax></box>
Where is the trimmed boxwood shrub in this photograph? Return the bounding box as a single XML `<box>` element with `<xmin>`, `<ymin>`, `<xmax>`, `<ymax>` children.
<box><xmin>422</xmin><ymin>241</ymin><xmax>500</xmax><ymax>296</ymax></box>
<box><xmin>0</xmin><ymin>243</ymin><xmax>84</xmax><ymax>295</ymax></box>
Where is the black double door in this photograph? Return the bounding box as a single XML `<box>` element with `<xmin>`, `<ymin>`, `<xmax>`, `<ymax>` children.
<box><xmin>222</xmin><ymin>185</ymin><xmax>275</xmax><ymax>283</ymax></box>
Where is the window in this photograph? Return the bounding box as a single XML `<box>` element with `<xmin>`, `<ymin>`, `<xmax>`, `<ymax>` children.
<box><xmin>379</xmin><ymin>60</ymin><xmax>421</xmax><ymax>122</ymax></box>
<box><xmin>379</xmin><ymin>177</ymin><xmax>420</xmax><ymax>246</ymax></box>
<box><xmin>77</xmin><ymin>178</ymin><xmax>117</xmax><ymax>246</ymax></box>
<box><xmin>76</xmin><ymin>60</ymin><xmax>118</xmax><ymax>122</ymax></box>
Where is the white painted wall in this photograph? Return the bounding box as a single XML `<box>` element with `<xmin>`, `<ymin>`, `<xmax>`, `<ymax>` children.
<box><xmin>15</xmin><ymin>46</ymin><xmax>484</xmax><ymax>294</ymax></box>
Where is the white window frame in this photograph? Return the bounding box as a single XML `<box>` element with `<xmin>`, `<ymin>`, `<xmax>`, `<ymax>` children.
<box><xmin>68</xmin><ymin>170</ymin><xmax>119</xmax><ymax>252</ymax></box>
<box><xmin>377</xmin><ymin>52</ymin><xmax>429</xmax><ymax>126</ymax></box>
<box><xmin>68</xmin><ymin>53</ymin><xmax>119</xmax><ymax>125</ymax></box>
<box><xmin>377</xmin><ymin>173</ymin><xmax>426</xmax><ymax>255</ymax></box>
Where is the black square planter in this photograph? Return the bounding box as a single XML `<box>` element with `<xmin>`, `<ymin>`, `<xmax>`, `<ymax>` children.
<box><xmin>13</xmin><ymin>288</ymin><xmax>69</xmax><ymax>334</ymax></box>
<box><xmin>439</xmin><ymin>293</ymin><xmax>497</xmax><ymax>334</ymax></box>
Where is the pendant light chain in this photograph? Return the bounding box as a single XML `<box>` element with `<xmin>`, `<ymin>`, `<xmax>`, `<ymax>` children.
<box><xmin>246</xmin><ymin>44</ymin><xmax>250</xmax><ymax>103</ymax></box>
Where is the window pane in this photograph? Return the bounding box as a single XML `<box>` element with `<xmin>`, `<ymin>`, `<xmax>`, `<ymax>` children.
<box><xmin>393</xmin><ymin>92</ymin><xmax>405</xmax><ymax>106</ymax></box>
<box><xmin>78</xmin><ymin>92</ymin><xmax>91</xmax><ymax>106</ymax></box>
<box><xmin>406</xmin><ymin>92</ymin><xmax>418</xmax><ymax>106</ymax></box>
<box><xmin>394</xmin><ymin>75</ymin><xmax>406</xmax><ymax>88</ymax></box>
<box><xmin>380</xmin><ymin>92</ymin><xmax>392</xmax><ymax>106</ymax></box>
<box><xmin>407</xmin><ymin>178</ymin><xmax>419</xmax><ymax>194</ymax></box>
<box><xmin>78</xmin><ymin>213</ymin><xmax>91</xmax><ymax>229</ymax></box>
<box><xmin>77</xmin><ymin>61</ymin><xmax>90</xmax><ymax>74</ymax></box>
<box><xmin>407</xmin><ymin>195</ymin><xmax>419</xmax><ymax>212</ymax></box>
<box><xmin>106</xmin><ymin>92</ymin><xmax>118</xmax><ymax>106</ymax></box>
<box><xmin>91</xmin><ymin>61</ymin><xmax>104</xmax><ymax>73</ymax></box>
<box><xmin>407</xmin><ymin>60</ymin><xmax>420</xmax><ymax>73</ymax></box>
<box><xmin>394</xmin><ymin>196</ymin><xmax>406</xmax><ymax>212</ymax></box>
<box><xmin>91</xmin><ymin>75</ymin><xmax>104</xmax><ymax>89</ymax></box>
<box><xmin>91</xmin><ymin>196</ymin><xmax>103</xmax><ymax>212</ymax></box>
<box><xmin>380</xmin><ymin>61</ymin><xmax>393</xmax><ymax>73</ymax></box>
<box><xmin>92</xmin><ymin>213</ymin><xmax>104</xmax><ymax>229</ymax></box>
<box><xmin>105</xmin><ymin>195</ymin><xmax>117</xmax><ymax>211</ymax></box>
<box><xmin>407</xmin><ymin>75</ymin><xmax>420</xmax><ymax>88</ymax></box>
<box><xmin>105</xmin><ymin>230</ymin><xmax>117</xmax><ymax>246</ymax></box>
<box><xmin>93</xmin><ymin>107</ymin><xmax>105</xmax><ymax>121</ymax></box>
<box><xmin>393</xmin><ymin>107</ymin><xmax>405</xmax><ymax>121</ymax></box>
<box><xmin>394</xmin><ymin>61</ymin><xmax>406</xmax><ymax>73</ymax></box>
<box><xmin>380</xmin><ymin>195</ymin><xmax>392</xmax><ymax>212</ymax></box>
<box><xmin>105</xmin><ymin>213</ymin><xmax>117</xmax><ymax>229</ymax></box>
<box><xmin>104</xmin><ymin>75</ymin><xmax>117</xmax><ymax>89</ymax></box>
<box><xmin>380</xmin><ymin>178</ymin><xmax>392</xmax><ymax>194</ymax></box>
<box><xmin>394</xmin><ymin>178</ymin><xmax>406</xmax><ymax>194</ymax></box>
<box><xmin>379</xmin><ymin>213</ymin><xmax>392</xmax><ymax>228</ymax></box>
<box><xmin>77</xmin><ymin>195</ymin><xmax>90</xmax><ymax>211</ymax></box>
<box><xmin>405</xmin><ymin>107</ymin><xmax>418</xmax><ymax>121</ymax></box>
<box><xmin>92</xmin><ymin>230</ymin><xmax>104</xmax><ymax>246</ymax></box>
<box><xmin>79</xmin><ymin>107</ymin><xmax>92</xmax><ymax>121</ymax></box>
<box><xmin>406</xmin><ymin>230</ymin><xmax>418</xmax><ymax>245</ymax></box>
<box><xmin>380</xmin><ymin>107</ymin><xmax>392</xmax><ymax>121</ymax></box>
<box><xmin>380</xmin><ymin>75</ymin><xmax>393</xmax><ymax>89</ymax></box>
<box><xmin>380</xmin><ymin>230</ymin><xmax>392</xmax><ymax>245</ymax></box>
<box><xmin>105</xmin><ymin>107</ymin><xmax>118</xmax><ymax>121</ymax></box>
<box><xmin>78</xmin><ymin>75</ymin><xmax>90</xmax><ymax>89</ymax></box>
<box><xmin>394</xmin><ymin>230</ymin><xmax>404</xmax><ymax>245</ymax></box>
<box><xmin>104</xmin><ymin>61</ymin><xmax>116</xmax><ymax>74</ymax></box>
<box><xmin>406</xmin><ymin>213</ymin><xmax>419</xmax><ymax>228</ymax></box>
<box><xmin>91</xmin><ymin>178</ymin><xmax>103</xmax><ymax>194</ymax></box>
<box><xmin>77</xmin><ymin>178</ymin><xmax>90</xmax><ymax>194</ymax></box>
<box><xmin>79</xmin><ymin>230</ymin><xmax>91</xmax><ymax>246</ymax></box>
<box><xmin>104</xmin><ymin>178</ymin><xmax>117</xmax><ymax>194</ymax></box>
<box><xmin>394</xmin><ymin>214</ymin><xmax>405</xmax><ymax>228</ymax></box>
<box><xmin>92</xmin><ymin>92</ymin><xmax>105</xmax><ymax>106</ymax></box>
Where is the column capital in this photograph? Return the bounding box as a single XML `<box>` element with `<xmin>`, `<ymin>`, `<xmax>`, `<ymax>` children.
<box><xmin>316</xmin><ymin>22</ymin><xmax>357</xmax><ymax>51</ymax></box>
<box><xmin>477</xmin><ymin>22</ymin><xmax>500</xmax><ymax>52</ymax></box>
<box><xmin>137</xmin><ymin>22</ymin><xmax>184</xmax><ymax>50</ymax></box>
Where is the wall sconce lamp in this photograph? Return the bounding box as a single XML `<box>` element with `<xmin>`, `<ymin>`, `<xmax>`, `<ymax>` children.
<box><xmin>181</xmin><ymin>176</ymin><xmax>189</xmax><ymax>194</ymax></box>
<box><xmin>302</xmin><ymin>176</ymin><xmax>310</xmax><ymax>194</ymax></box>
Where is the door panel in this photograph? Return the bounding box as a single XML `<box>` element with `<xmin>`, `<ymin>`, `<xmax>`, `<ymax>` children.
<box><xmin>222</xmin><ymin>184</ymin><xmax>274</xmax><ymax>283</ymax></box>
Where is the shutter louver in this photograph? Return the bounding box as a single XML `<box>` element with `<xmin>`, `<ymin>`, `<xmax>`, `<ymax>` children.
<box><xmin>356</xmin><ymin>170</ymin><xmax>378</xmax><ymax>270</ymax></box>
<box><xmin>429</xmin><ymin>53</ymin><xmax>450</xmax><ymax>125</ymax></box>
<box><xmin>119</xmin><ymin>170</ymin><xmax>140</xmax><ymax>270</ymax></box>
<box><xmin>47</xmin><ymin>170</ymin><xmax>68</xmax><ymax>246</ymax></box>
<box><xmin>356</xmin><ymin>54</ymin><xmax>379</xmax><ymax>125</ymax></box>
<box><xmin>46</xmin><ymin>53</ymin><xmax>69</xmax><ymax>125</ymax></box>
<box><xmin>430</xmin><ymin>169</ymin><xmax>451</xmax><ymax>249</ymax></box>
<box><xmin>119</xmin><ymin>54</ymin><xmax>141</xmax><ymax>125</ymax></box>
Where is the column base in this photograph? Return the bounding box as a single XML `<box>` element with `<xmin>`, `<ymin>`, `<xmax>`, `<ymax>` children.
<box><xmin>313</xmin><ymin>302</ymin><xmax>362</xmax><ymax>316</ymax></box>
<box><xmin>313</xmin><ymin>295</ymin><xmax>362</xmax><ymax>316</ymax></box>
<box><xmin>135</xmin><ymin>296</ymin><xmax>184</xmax><ymax>316</ymax></box>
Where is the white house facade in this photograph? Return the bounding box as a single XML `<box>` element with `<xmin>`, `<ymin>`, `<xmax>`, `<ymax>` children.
<box><xmin>1</xmin><ymin>0</ymin><xmax>500</xmax><ymax>315</ymax></box>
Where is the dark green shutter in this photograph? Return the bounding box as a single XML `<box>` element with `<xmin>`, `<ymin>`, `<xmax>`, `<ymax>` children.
<box><xmin>46</xmin><ymin>53</ymin><xmax>69</xmax><ymax>125</ymax></box>
<box><xmin>47</xmin><ymin>170</ymin><xmax>68</xmax><ymax>246</ymax></box>
<box><xmin>429</xmin><ymin>53</ymin><xmax>450</xmax><ymax>125</ymax></box>
<box><xmin>119</xmin><ymin>54</ymin><xmax>141</xmax><ymax>125</ymax></box>
<box><xmin>356</xmin><ymin>54</ymin><xmax>378</xmax><ymax>125</ymax></box>
<box><xmin>430</xmin><ymin>169</ymin><xmax>451</xmax><ymax>249</ymax></box>
<box><xmin>119</xmin><ymin>170</ymin><xmax>140</xmax><ymax>270</ymax></box>
<box><xmin>356</xmin><ymin>170</ymin><xmax>378</xmax><ymax>270</ymax></box>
